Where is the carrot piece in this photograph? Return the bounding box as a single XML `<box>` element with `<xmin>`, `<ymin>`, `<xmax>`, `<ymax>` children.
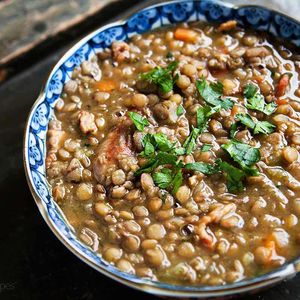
<box><xmin>276</xmin><ymin>98</ymin><xmax>289</xmax><ymax>105</ymax></box>
<box><xmin>276</xmin><ymin>74</ymin><xmax>290</xmax><ymax>97</ymax></box>
<box><xmin>217</xmin><ymin>20</ymin><xmax>237</xmax><ymax>32</ymax></box>
<box><xmin>231</xmin><ymin>105</ymin><xmax>244</xmax><ymax>116</ymax></box>
<box><xmin>264</xmin><ymin>240</ymin><xmax>276</xmax><ymax>249</ymax></box>
<box><xmin>220</xmin><ymin>47</ymin><xmax>229</xmax><ymax>54</ymax></box>
<box><xmin>174</xmin><ymin>28</ymin><xmax>198</xmax><ymax>43</ymax></box>
<box><xmin>94</xmin><ymin>80</ymin><xmax>117</xmax><ymax>92</ymax></box>
<box><xmin>252</xmin><ymin>75</ymin><xmax>264</xmax><ymax>84</ymax></box>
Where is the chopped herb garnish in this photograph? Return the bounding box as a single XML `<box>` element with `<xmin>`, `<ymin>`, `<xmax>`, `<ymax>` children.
<box><xmin>216</xmin><ymin>159</ymin><xmax>245</xmax><ymax>192</ymax></box>
<box><xmin>196</xmin><ymin>106</ymin><xmax>211</xmax><ymax>133</ymax></box>
<box><xmin>173</xmin><ymin>147</ymin><xmax>186</xmax><ymax>156</ymax></box>
<box><xmin>183</xmin><ymin>127</ymin><xmax>200</xmax><ymax>154</ymax></box>
<box><xmin>184</xmin><ymin>158</ymin><xmax>251</xmax><ymax>193</ymax></box>
<box><xmin>221</xmin><ymin>140</ymin><xmax>260</xmax><ymax>176</ymax></box>
<box><xmin>196</xmin><ymin>105</ymin><xmax>222</xmax><ymax>135</ymax></box>
<box><xmin>152</xmin><ymin>133</ymin><xmax>175</xmax><ymax>152</ymax></box>
<box><xmin>229</xmin><ymin>122</ymin><xmax>239</xmax><ymax>139</ymax></box>
<box><xmin>176</xmin><ymin>105</ymin><xmax>185</xmax><ymax>116</ymax></box>
<box><xmin>153</xmin><ymin>166</ymin><xmax>183</xmax><ymax>194</ymax></box>
<box><xmin>170</xmin><ymin>168</ymin><xmax>183</xmax><ymax>194</ymax></box>
<box><xmin>185</xmin><ymin>161</ymin><xmax>217</xmax><ymax>175</ymax></box>
<box><xmin>135</xmin><ymin>151</ymin><xmax>179</xmax><ymax>176</ymax></box>
<box><xmin>140</xmin><ymin>132</ymin><xmax>179</xmax><ymax>158</ymax></box>
<box><xmin>196</xmin><ymin>78</ymin><xmax>234</xmax><ymax>110</ymax></box>
<box><xmin>236</xmin><ymin>113</ymin><xmax>256</xmax><ymax>129</ymax></box>
<box><xmin>264</xmin><ymin>102</ymin><xmax>278</xmax><ymax>115</ymax></box>
<box><xmin>183</xmin><ymin>157</ymin><xmax>251</xmax><ymax>193</ymax></box>
<box><xmin>140</xmin><ymin>61</ymin><xmax>178</xmax><ymax>93</ymax></box>
<box><xmin>140</xmin><ymin>133</ymin><xmax>155</xmax><ymax>157</ymax></box>
<box><xmin>128</xmin><ymin>111</ymin><xmax>149</xmax><ymax>131</ymax></box>
<box><xmin>236</xmin><ymin>113</ymin><xmax>276</xmax><ymax>135</ymax></box>
<box><xmin>153</xmin><ymin>168</ymin><xmax>173</xmax><ymax>189</ymax></box>
<box><xmin>253</xmin><ymin>120</ymin><xmax>276</xmax><ymax>135</ymax></box>
<box><xmin>136</xmin><ymin>136</ymin><xmax>261</xmax><ymax>194</ymax></box>
<box><xmin>243</xmin><ymin>83</ymin><xmax>258</xmax><ymax>99</ymax></box>
<box><xmin>201</xmin><ymin>144</ymin><xmax>212</xmax><ymax>152</ymax></box>
<box><xmin>244</xmin><ymin>83</ymin><xmax>277</xmax><ymax>115</ymax></box>
<box><xmin>166</xmin><ymin>52</ymin><xmax>174</xmax><ymax>59</ymax></box>
<box><xmin>179</xmin><ymin>104</ymin><xmax>222</xmax><ymax>156</ymax></box>
<box><xmin>246</xmin><ymin>93</ymin><xmax>265</xmax><ymax>111</ymax></box>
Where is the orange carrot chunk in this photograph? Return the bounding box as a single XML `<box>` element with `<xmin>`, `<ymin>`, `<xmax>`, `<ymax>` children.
<box><xmin>94</xmin><ymin>80</ymin><xmax>117</xmax><ymax>92</ymax></box>
<box><xmin>174</xmin><ymin>28</ymin><xmax>198</xmax><ymax>43</ymax></box>
<box><xmin>217</xmin><ymin>20</ymin><xmax>237</xmax><ymax>32</ymax></box>
<box><xmin>252</xmin><ymin>75</ymin><xmax>264</xmax><ymax>84</ymax></box>
<box><xmin>231</xmin><ymin>105</ymin><xmax>245</xmax><ymax>116</ymax></box>
<box><xmin>276</xmin><ymin>74</ymin><xmax>290</xmax><ymax>98</ymax></box>
<box><xmin>276</xmin><ymin>98</ymin><xmax>289</xmax><ymax>106</ymax></box>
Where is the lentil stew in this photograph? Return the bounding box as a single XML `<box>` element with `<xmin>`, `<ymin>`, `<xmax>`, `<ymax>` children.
<box><xmin>46</xmin><ymin>20</ymin><xmax>300</xmax><ymax>286</ymax></box>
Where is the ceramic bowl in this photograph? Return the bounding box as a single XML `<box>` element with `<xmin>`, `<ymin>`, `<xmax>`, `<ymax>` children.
<box><xmin>24</xmin><ymin>0</ymin><xmax>300</xmax><ymax>297</ymax></box>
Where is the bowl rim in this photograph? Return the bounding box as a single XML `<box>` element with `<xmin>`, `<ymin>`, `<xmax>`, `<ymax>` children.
<box><xmin>23</xmin><ymin>0</ymin><xmax>300</xmax><ymax>297</ymax></box>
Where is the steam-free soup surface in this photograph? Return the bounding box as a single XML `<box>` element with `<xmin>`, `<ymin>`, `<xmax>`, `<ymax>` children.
<box><xmin>46</xmin><ymin>20</ymin><xmax>300</xmax><ymax>285</ymax></box>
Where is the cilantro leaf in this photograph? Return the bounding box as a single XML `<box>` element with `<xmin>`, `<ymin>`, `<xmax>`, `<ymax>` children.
<box><xmin>153</xmin><ymin>167</ymin><xmax>183</xmax><ymax>194</ymax></box>
<box><xmin>236</xmin><ymin>113</ymin><xmax>276</xmax><ymax>135</ymax></box>
<box><xmin>140</xmin><ymin>132</ymin><xmax>181</xmax><ymax>157</ymax></box>
<box><xmin>170</xmin><ymin>169</ymin><xmax>183</xmax><ymax>194</ymax></box>
<box><xmin>243</xmin><ymin>83</ymin><xmax>258</xmax><ymax>99</ymax></box>
<box><xmin>253</xmin><ymin>120</ymin><xmax>276</xmax><ymax>135</ymax></box>
<box><xmin>183</xmin><ymin>127</ymin><xmax>200</xmax><ymax>154</ymax></box>
<box><xmin>211</xmin><ymin>81</ymin><xmax>224</xmax><ymax>94</ymax></box>
<box><xmin>216</xmin><ymin>159</ymin><xmax>246</xmax><ymax>193</ymax></box>
<box><xmin>177</xmin><ymin>105</ymin><xmax>185</xmax><ymax>116</ymax></box>
<box><xmin>166</xmin><ymin>52</ymin><xmax>173</xmax><ymax>59</ymax></box>
<box><xmin>196</xmin><ymin>79</ymin><xmax>222</xmax><ymax>106</ymax></box>
<box><xmin>201</xmin><ymin>144</ymin><xmax>212</xmax><ymax>152</ymax></box>
<box><xmin>196</xmin><ymin>78</ymin><xmax>234</xmax><ymax>109</ymax></box>
<box><xmin>236</xmin><ymin>113</ymin><xmax>256</xmax><ymax>129</ymax></box>
<box><xmin>135</xmin><ymin>151</ymin><xmax>178</xmax><ymax>176</ymax></box>
<box><xmin>244</xmin><ymin>82</ymin><xmax>277</xmax><ymax>115</ymax></box>
<box><xmin>221</xmin><ymin>98</ymin><xmax>236</xmax><ymax>110</ymax></box>
<box><xmin>140</xmin><ymin>133</ymin><xmax>155</xmax><ymax>157</ymax></box>
<box><xmin>264</xmin><ymin>102</ymin><xmax>278</xmax><ymax>115</ymax></box>
<box><xmin>128</xmin><ymin>112</ymin><xmax>149</xmax><ymax>131</ymax></box>
<box><xmin>230</xmin><ymin>122</ymin><xmax>239</xmax><ymax>139</ymax></box>
<box><xmin>221</xmin><ymin>140</ymin><xmax>260</xmax><ymax>175</ymax></box>
<box><xmin>173</xmin><ymin>147</ymin><xmax>186</xmax><ymax>155</ymax></box>
<box><xmin>152</xmin><ymin>133</ymin><xmax>174</xmax><ymax>152</ymax></box>
<box><xmin>196</xmin><ymin>106</ymin><xmax>211</xmax><ymax>133</ymax></box>
<box><xmin>140</xmin><ymin>61</ymin><xmax>178</xmax><ymax>93</ymax></box>
<box><xmin>246</xmin><ymin>93</ymin><xmax>265</xmax><ymax>112</ymax></box>
<box><xmin>153</xmin><ymin>168</ymin><xmax>173</xmax><ymax>189</ymax></box>
<box><xmin>196</xmin><ymin>105</ymin><xmax>222</xmax><ymax>133</ymax></box>
<box><xmin>185</xmin><ymin>162</ymin><xmax>217</xmax><ymax>175</ymax></box>
<box><xmin>188</xmin><ymin>103</ymin><xmax>225</xmax><ymax>155</ymax></box>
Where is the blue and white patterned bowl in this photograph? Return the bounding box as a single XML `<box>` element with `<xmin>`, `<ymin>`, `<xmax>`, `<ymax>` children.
<box><xmin>23</xmin><ymin>0</ymin><xmax>300</xmax><ymax>297</ymax></box>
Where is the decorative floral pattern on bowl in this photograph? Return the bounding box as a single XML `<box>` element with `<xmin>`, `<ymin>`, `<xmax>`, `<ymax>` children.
<box><xmin>24</xmin><ymin>0</ymin><xmax>300</xmax><ymax>297</ymax></box>
<box><xmin>236</xmin><ymin>7</ymin><xmax>271</xmax><ymax>31</ymax></box>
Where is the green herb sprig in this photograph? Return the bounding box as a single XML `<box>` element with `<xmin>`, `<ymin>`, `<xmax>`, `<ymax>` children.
<box><xmin>236</xmin><ymin>113</ymin><xmax>276</xmax><ymax>135</ymax></box>
<box><xmin>244</xmin><ymin>83</ymin><xmax>277</xmax><ymax>115</ymax></box>
<box><xmin>128</xmin><ymin>112</ymin><xmax>149</xmax><ymax>131</ymax></box>
<box><xmin>196</xmin><ymin>78</ymin><xmax>234</xmax><ymax>110</ymax></box>
<box><xmin>140</xmin><ymin>61</ymin><xmax>179</xmax><ymax>94</ymax></box>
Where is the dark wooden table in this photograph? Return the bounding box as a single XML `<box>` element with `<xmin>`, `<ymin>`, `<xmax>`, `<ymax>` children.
<box><xmin>0</xmin><ymin>1</ymin><xmax>300</xmax><ymax>299</ymax></box>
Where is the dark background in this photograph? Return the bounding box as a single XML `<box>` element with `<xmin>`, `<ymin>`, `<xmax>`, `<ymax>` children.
<box><xmin>0</xmin><ymin>0</ymin><xmax>300</xmax><ymax>299</ymax></box>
